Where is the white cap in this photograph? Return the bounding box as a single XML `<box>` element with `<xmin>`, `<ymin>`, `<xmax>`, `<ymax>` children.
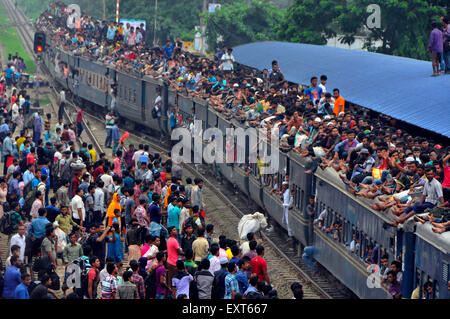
<box><xmin>324</xmin><ymin>115</ymin><xmax>331</xmax><ymax>120</ymax></box>
<box><xmin>405</xmin><ymin>157</ymin><xmax>415</xmax><ymax>163</ymax></box>
<box><xmin>314</xmin><ymin>118</ymin><xmax>322</xmax><ymax>123</ymax></box>
<box><xmin>233</xmin><ymin>83</ymin><xmax>239</xmax><ymax>87</ymax></box>
<box><xmin>338</xmin><ymin>112</ymin><xmax>345</xmax><ymax>117</ymax></box>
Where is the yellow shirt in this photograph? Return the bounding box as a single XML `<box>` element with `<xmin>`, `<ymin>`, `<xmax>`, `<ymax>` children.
<box><xmin>226</xmin><ymin>248</ymin><xmax>233</xmax><ymax>260</ymax></box>
<box><xmin>17</xmin><ymin>137</ymin><xmax>26</xmax><ymax>154</ymax></box>
<box><xmin>88</xmin><ymin>149</ymin><xmax>96</xmax><ymax>163</ymax></box>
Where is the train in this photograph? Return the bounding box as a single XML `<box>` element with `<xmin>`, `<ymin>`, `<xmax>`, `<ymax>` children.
<box><xmin>40</xmin><ymin>36</ymin><xmax>450</xmax><ymax>299</ymax></box>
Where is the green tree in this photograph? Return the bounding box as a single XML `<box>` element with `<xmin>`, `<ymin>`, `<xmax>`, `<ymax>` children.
<box><xmin>277</xmin><ymin>0</ymin><xmax>345</xmax><ymax>44</ymax></box>
<box><xmin>278</xmin><ymin>0</ymin><xmax>448</xmax><ymax>60</ymax></box>
<box><xmin>206</xmin><ymin>0</ymin><xmax>283</xmax><ymax>52</ymax></box>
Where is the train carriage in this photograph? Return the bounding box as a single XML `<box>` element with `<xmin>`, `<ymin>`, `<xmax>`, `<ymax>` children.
<box><xmin>40</xmin><ymin>40</ymin><xmax>450</xmax><ymax>300</ymax></box>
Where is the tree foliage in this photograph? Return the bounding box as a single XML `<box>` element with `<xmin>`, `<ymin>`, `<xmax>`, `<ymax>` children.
<box><xmin>16</xmin><ymin>0</ymin><xmax>449</xmax><ymax>60</ymax></box>
<box><xmin>205</xmin><ymin>0</ymin><xmax>283</xmax><ymax>52</ymax></box>
<box><xmin>278</xmin><ymin>0</ymin><xmax>448</xmax><ymax>60</ymax></box>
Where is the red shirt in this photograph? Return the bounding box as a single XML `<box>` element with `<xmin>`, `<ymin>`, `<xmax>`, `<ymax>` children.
<box><xmin>167</xmin><ymin>237</ymin><xmax>180</xmax><ymax>266</ymax></box>
<box><xmin>443</xmin><ymin>163</ymin><xmax>450</xmax><ymax>188</ymax></box>
<box><xmin>26</xmin><ymin>153</ymin><xmax>35</xmax><ymax>165</ymax></box>
<box><xmin>93</xmin><ymin>166</ymin><xmax>104</xmax><ymax>181</ymax></box>
<box><xmin>77</xmin><ymin>109</ymin><xmax>83</xmax><ymax>123</ymax></box>
<box><xmin>250</xmin><ymin>256</ymin><xmax>267</xmax><ymax>282</ymax></box>
<box><xmin>72</xmin><ymin>176</ymin><xmax>81</xmax><ymax>197</ymax></box>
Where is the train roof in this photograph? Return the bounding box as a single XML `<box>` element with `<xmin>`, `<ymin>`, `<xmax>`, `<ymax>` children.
<box><xmin>314</xmin><ymin>165</ymin><xmax>397</xmax><ymax>224</ymax></box>
<box><xmin>233</xmin><ymin>41</ymin><xmax>450</xmax><ymax>139</ymax></box>
<box><xmin>416</xmin><ymin>222</ymin><xmax>450</xmax><ymax>255</ymax></box>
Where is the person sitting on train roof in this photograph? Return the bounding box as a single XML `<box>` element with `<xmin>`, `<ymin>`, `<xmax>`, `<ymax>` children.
<box><xmin>387</xmin><ymin>166</ymin><xmax>444</xmax><ymax>227</ymax></box>
<box><xmin>34</xmin><ymin>5</ymin><xmax>449</xmax><ymax>222</ymax></box>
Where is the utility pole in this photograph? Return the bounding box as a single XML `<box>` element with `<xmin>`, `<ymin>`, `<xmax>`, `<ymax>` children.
<box><xmin>199</xmin><ymin>0</ymin><xmax>207</xmax><ymax>54</ymax></box>
<box><xmin>102</xmin><ymin>0</ymin><xmax>106</xmax><ymax>20</ymax></box>
<box><xmin>153</xmin><ymin>0</ymin><xmax>158</xmax><ymax>46</ymax></box>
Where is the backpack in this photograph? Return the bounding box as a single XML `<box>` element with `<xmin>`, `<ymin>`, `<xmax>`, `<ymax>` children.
<box><xmin>73</xmin><ymin>258</ymin><xmax>91</xmax><ymax>298</ymax></box>
<box><xmin>0</xmin><ymin>211</ymin><xmax>13</xmax><ymax>234</ymax></box>
<box><xmin>212</xmin><ymin>269</ymin><xmax>227</xmax><ymax>299</ymax></box>
<box><xmin>25</xmin><ymin>187</ymin><xmax>38</xmax><ymax>209</ymax></box>
<box><xmin>0</xmin><ymin>270</ymin><xmax>4</xmax><ymax>297</ymax></box>
<box><xmin>145</xmin><ymin>264</ymin><xmax>162</xmax><ymax>299</ymax></box>
<box><xmin>151</xmin><ymin>107</ymin><xmax>158</xmax><ymax>119</ymax></box>
<box><xmin>189</xmin><ymin>273</ymin><xmax>199</xmax><ymax>300</ymax></box>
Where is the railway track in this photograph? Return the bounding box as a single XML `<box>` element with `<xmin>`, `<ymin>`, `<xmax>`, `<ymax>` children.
<box><xmin>2</xmin><ymin>0</ymin><xmax>357</xmax><ymax>299</ymax></box>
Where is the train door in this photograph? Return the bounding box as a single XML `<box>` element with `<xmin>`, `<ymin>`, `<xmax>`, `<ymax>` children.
<box><xmin>141</xmin><ymin>81</ymin><xmax>146</xmax><ymax>122</ymax></box>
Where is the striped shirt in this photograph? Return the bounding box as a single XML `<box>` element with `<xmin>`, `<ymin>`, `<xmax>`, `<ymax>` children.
<box><xmin>44</xmin><ymin>119</ymin><xmax>51</xmax><ymax>131</ymax></box>
<box><xmin>131</xmin><ymin>273</ymin><xmax>145</xmax><ymax>299</ymax></box>
<box><xmin>101</xmin><ymin>274</ymin><xmax>117</xmax><ymax>299</ymax></box>
<box><xmin>224</xmin><ymin>273</ymin><xmax>239</xmax><ymax>299</ymax></box>
<box><xmin>423</xmin><ymin>178</ymin><xmax>443</xmax><ymax>205</ymax></box>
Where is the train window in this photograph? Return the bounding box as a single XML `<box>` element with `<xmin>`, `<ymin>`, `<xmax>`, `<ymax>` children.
<box><xmin>389</xmin><ymin>237</ymin><xmax>395</xmax><ymax>254</ymax></box>
<box><xmin>433</xmin><ymin>280</ymin><xmax>439</xmax><ymax>299</ymax></box>
<box><xmin>133</xmin><ymin>90</ymin><xmax>137</xmax><ymax>103</ymax></box>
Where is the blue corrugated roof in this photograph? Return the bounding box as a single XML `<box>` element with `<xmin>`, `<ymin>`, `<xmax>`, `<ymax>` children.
<box><xmin>233</xmin><ymin>41</ymin><xmax>450</xmax><ymax>138</ymax></box>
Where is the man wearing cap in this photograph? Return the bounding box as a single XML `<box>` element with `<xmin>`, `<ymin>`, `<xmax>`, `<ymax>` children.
<box><xmin>395</xmin><ymin>157</ymin><xmax>421</xmax><ymax>191</ymax></box>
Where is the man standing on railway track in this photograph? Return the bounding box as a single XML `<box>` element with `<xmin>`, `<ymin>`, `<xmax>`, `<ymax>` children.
<box><xmin>58</xmin><ymin>89</ymin><xmax>66</xmax><ymax>122</ymax></box>
<box><xmin>281</xmin><ymin>182</ymin><xmax>293</xmax><ymax>238</ymax></box>
<box><xmin>105</xmin><ymin>110</ymin><xmax>116</xmax><ymax>149</ymax></box>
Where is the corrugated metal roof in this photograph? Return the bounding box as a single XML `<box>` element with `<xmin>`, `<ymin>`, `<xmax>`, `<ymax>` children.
<box><xmin>233</xmin><ymin>41</ymin><xmax>450</xmax><ymax>138</ymax></box>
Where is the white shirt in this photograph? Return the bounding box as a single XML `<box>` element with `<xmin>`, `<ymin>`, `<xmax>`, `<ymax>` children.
<box><xmin>94</xmin><ymin>187</ymin><xmax>105</xmax><ymax>213</ymax></box>
<box><xmin>60</xmin><ymin>90</ymin><xmax>66</xmax><ymax>103</ymax></box>
<box><xmin>132</xmin><ymin>150</ymin><xmax>144</xmax><ymax>169</ymax></box>
<box><xmin>55</xmin><ymin>122</ymin><xmax>64</xmax><ymax>134</ymax></box>
<box><xmin>221</xmin><ymin>53</ymin><xmax>235</xmax><ymax>71</ymax></box>
<box><xmin>105</xmin><ymin>114</ymin><xmax>115</xmax><ymax>129</ymax></box>
<box><xmin>101</xmin><ymin>174</ymin><xmax>113</xmax><ymax>193</ymax></box>
<box><xmin>208</xmin><ymin>256</ymin><xmax>221</xmax><ymax>274</ymax></box>
<box><xmin>10</xmin><ymin>233</ymin><xmax>26</xmax><ymax>262</ymax></box>
<box><xmin>71</xmin><ymin>195</ymin><xmax>86</xmax><ymax>221</ymax></box>
<box><xmin>319</xmin><ymin>83</ymin><xmax>327</xmax><ymax>93</ymax></box>
<box><xmin>283</xmin><ymin>188</ymin><xmax>290</xmax><ymax>207</ymax></box>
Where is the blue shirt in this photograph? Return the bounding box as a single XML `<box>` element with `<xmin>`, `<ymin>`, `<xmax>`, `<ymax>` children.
<box><xmin>167</xmin><ymin>204</ymin><xmax>181</xmax><ymax>230</ymax></box>
<box><xmin>169</xmin><ymin>113</ymin><xmax>177</xmax><ymax>129</ymax></box>
<box><xmin>235</xmin><ymin>270</ymin><xmax>249</xmax><ymax>293</ymax></box>
<box><xmin>244</xmin><ymin>285</ymin><xmax>258</xmax><ymax>296</ymax></box>
<box><xmin>107</xmin><ymin>27</ymin><xmax>116</xmax><ymax>40</ymax></box>
<box><xmin>41</xmin><ymin>166</ymin><xmax>50</xmax><ymax>187</ymax></box>
<box><xmin>23</xmin><ymin>170</ymin><xmax>34</xmax><ymax>185</ymax></box>
<box><xmin>304</xmin><ymin>86</ymin><xmax>323</xmax><ymax>102</ymax></box>
<box><xmin>111</xmin><ymin>125</ymin><xmax>120</xmax><ymax>141</ymax></box>
<box><xmin>8</xmin><ymin>178</ymin><xmax>21</xmax><ymax>197</ymax></box>
<box><xmin>0</xmin><ymin>123</ymin><xmax>10</xmax><ymax>134</ymax></box>
<box><xmin>163</xmin><ymin>45</ymin><xmax>174</xmax><ymax>59</ymax></box>
<box><xmin>123</xmin><ymin>177</ymin><xmax>134</xmax><ymax>189</ymax></box>
<box><xmin>14</xmin><ymin>283</ymin><xmax>30</xmax><ymax>299</ymax></box>
<box><xmin>2</xmin><ymin>266</ymin><xmax>21</xmax><ymax>298</ymax></box>
<box><xmin>224</xmin><ymin>273</ymin><xmax>239</xmax><ymax>299</ymax></box>
<box><xmin>4</xmin><ymin>68</ymin><xmax>14</xmax><ymax>79</ymax></box>
<box><xmin>29</xmin><ymin>216</ymin><xmax>50</xmax><ymax>239</ymax></box>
